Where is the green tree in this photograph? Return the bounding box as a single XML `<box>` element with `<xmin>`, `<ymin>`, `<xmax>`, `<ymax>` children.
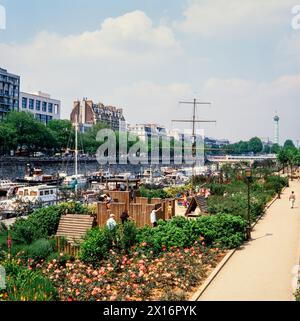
<box><xmin>5</xmin><ymin>111</ymin><xmax>56</xmax><ymax>154</ymax></box>
<box><xmin>0</xmin><ymin>122</ymin><xmax>17</xmax><ymax>155</ymax></box>
<box><xmin>271</xmin><ymin>143</ymin><xmax>281</xmax><ymax>154</ymax></box>
<box><xmin>284</xmin><ymin>139</ymin><xmax>296</xmax><ymax>150</ymax></box>
<box><xmin>48</xmin><ymin>119</ymin><xmax>74</xmax><ymax>152</ymax></box>
<box><xmin>277</xmin><ymin>149</ymin><xmax>289</xmax><ymax>174</ymax></box>
<box><xmin>248</xmin><ymin>137</ymin><xmax>263</xmax><ymax>154</ymax></box>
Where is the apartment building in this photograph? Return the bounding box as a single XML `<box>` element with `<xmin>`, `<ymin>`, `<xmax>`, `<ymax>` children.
<box><xmin>20</xmin><ymin>91</ymin><xmax>61</xmax><ymax>124</ymax></box>
<box><xmin>0</xmin><ymin>68</ymin><xmax>20</xmax><ymax>120</ymax></box>
<box><xmin>70</xmin><ymin>99</ymin><xmax>126</xmax><ymax>133</ymax></box>
<box><xmin>129</xmin><ymin>124</ymin><xmax>168</xmax><ymax>142</ymax></box>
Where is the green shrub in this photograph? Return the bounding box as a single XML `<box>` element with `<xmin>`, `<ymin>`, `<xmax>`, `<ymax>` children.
<box><xmin>192</xmin><ymin>214</ymin><xmax>246</xmax><ymax>248</ymax></box>
<box><xmin>208</xmin><ymin>183</ymin><xmax>226</xmax><ymax>196</ymax></box>
<box><xmin>10</xmin><ymin>203</ymin><xmax>89</xmax><ymax>245</ymax></box>
<box><xmin>4</xmin><ymin>262</ymin><xmax>58</xmax><ymax>301</ymax></box>
<box><xmin>264</xmin><ymin>175</ymin><xmax>288</xmax><ymax>194</ymax></box>
<box><xmin>0</xmin><ymin>222</ymin><xmax>7</xmax><ymax>233</ymax></box>
<box><xmin>27</xmin><ymin>239</ymin><xmax>54</xmax><ymax>261</ymax></box>
<box><xmin>137</xmin><ymin>215</ymin><xmax>246</xmax><ymax>251</ymax></box>
<box><xmin>115</xmin><ymin>221</ymin><xmax>138</xmax><ymax>252</ymax></box>
<box><xmin>140</xmin><ymin>187</ymin><xmax>168</xmax><ymax>200</ymax></box>
<box><xmin>79</xmin><ymin>228</ymin><xmax>113</xmax><ymax>265</ymax></box>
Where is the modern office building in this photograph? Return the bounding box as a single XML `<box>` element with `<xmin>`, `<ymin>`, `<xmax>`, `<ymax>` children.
<box><xmin>70</xmin><ymin>98</ymin><xmax>126</xmax><ymax>133</ymax></box>
<box><xmin>0</xmin><ymin>68</ymin><xmax>20</xmax><ymax>120</ymax></box>
<box><xmin>129</xmin><ymin>124</ymin><xmax>168</xmax><ymax>142</ymax></box>
<box><xmin>20</xmin><ymin>91</ymin><xmax>61</xmax><ymax>124</ymax></box>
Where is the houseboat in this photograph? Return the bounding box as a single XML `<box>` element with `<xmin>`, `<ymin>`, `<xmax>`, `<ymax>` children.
<box><xmin>16</xmin><ymin>185</ymin><xmax>59</xmax><ymax>205</ymax></box>
<box><xmin>0</xmin><ymin>180</ymin><xmax>20</xmax><ymax>197</ymax></box>
<box><xmin>16</xmin><ymin>165</ymin><xmax>63</xmax><ymax>186</ymax></box>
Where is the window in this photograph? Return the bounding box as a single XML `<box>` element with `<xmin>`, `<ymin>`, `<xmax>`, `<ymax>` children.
<box><xmin>30</xmin><ymin>191</ymin><xmax>38</xmax><ymax>196</ymax></box>
<box><xmin>22</xmin><ymin>97</ymin><xmax>27</xmax><ymax>109</ymax></box>
<box><xmin>24</xmin><ymin>190</ymin><xmax>29</xmax><ymax>196</ymax></box>
<box><xmin>36</xmin><ymin>100</ymin><xmax>41</xmax><ymax>111</ymax></box>
<box><xmin>47</xmin><ymin>116</ymin><xmax>53</xmax><ymax>123</ymax></box>
<box><xmin>42</xmin><ymin>102</ymin><xmax>47</xmax><ymax>112</ymax></box>
<box><xmin>29</xmin><ymin>99</ymin><xmax>34</xmax><ymax>110</ymax></box>
<box><xmin>48</xmin><ymin>103</ymin><xmax>53</xmax><ymax>113</ymax></box>
<box><xmin>45</xmin><ymin>190</ymin><xmax>50</xmax><ymax>195</ymax></box>
<box><xmin>41</xmin><ymin>114</ymin><xmax>47</xmax><ymax>124</ymax></box>
<box><xmin>50</xmin><ymin>190</ymin><xmax>53</xmax><ymax>194</ymax></box>
<box><xmin>54</xmin><ymin>104</ymin><xmax>59</xmax><ymax>114</ymax></box>
<box><xmin>40</xmin><ymin>191</ymin><xmax>44</xmax><ymax>196</ymax></box>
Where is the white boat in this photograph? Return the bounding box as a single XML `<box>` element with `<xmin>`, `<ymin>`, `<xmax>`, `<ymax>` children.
<box><xmin>115</xmin><ymin>172</ymin><xmax>136</xmax><ymax>180</ymax></box>
<box><xmin>16</xmin><ymin>185</ymin><xmax>59</xmax><ymax>205</ymax></box>
<box><xmin>16</xmin><ymin>166</ymin><xmax>63</xmax><ymax>185</ymax></box>
<box><xmin>0</xmin><ymin>180</ymin><xmax>20</xmax><ymax>196</ymax></box>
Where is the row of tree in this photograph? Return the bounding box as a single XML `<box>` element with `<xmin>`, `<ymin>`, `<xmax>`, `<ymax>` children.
<box><xmin>0</xmin><ymin>112</ymin><xmax>298</xmax><ymax>162</ymax></box>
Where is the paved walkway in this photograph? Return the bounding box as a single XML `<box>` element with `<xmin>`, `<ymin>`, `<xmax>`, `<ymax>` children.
<box><xmin>199</xmin><ymin>180</ymin><xmax>300</xmax><ymax>301</ymax></box>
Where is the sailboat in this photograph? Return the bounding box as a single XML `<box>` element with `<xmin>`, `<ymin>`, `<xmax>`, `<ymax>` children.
<box><xmin>62</xmin><ymin>117</ymin><xmax>87</xmax><ymax>191</ymax></box>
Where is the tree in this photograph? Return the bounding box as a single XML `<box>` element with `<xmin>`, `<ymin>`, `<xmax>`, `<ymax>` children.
<box><xmin>47</xmin><ymin>119</ymin><xmax>74</xmax><ymax>152</ymax></box>
<box><xmin>5</xmin><ymin>111</ymin><xmax>57</xmax><ymax>155</ymax></box>
<box><xmin>277</xmin><ymin>149</ymin><xmax>289</xmax><ymax>174</ymax></box>
<box><xmin>248</xmin><ymin>137</ymin><xmax>263</xmax><ymax>154</ymax></box>
<box><xmin>271</xmin><ymin>143</ymin><xmax>280</xmax><ymax>154</ymax></box>
<box><xmin>263</xmin><ymin>144</ymin><xmax>271</xmax><ymax>154</ymax></box>
<box><xmin>0</xmin><ymin>122</ymin><xmax>17</xmax><ymax>155</ymax></box>
<box><xmin>286</xmin><ymin>148</ymin><xmax>298</xmax><ymax>180</ymax></box>
<box><xmin>284</xmin><ymin>139</ymin><xmax>296</xmax><ymax>150</ymax></box>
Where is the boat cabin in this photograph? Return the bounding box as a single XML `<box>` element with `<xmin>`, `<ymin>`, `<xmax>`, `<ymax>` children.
<box><xmin>17</xmin><ymin>185</ymin><xmax>59</xmax><ymax>205</ymax></box>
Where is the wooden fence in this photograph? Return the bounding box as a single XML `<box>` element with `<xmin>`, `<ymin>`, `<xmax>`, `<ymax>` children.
<box><xmin>55</xmin><ymin>235</ymin><xmax>81</xmax><ymax>257</ymax></box>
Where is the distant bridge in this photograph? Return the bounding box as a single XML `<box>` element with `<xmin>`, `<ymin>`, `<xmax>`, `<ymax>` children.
<box><xmin>207</xmin><ymin>154</ymin><xmax>277</xmax><ymax>164</ymax></box>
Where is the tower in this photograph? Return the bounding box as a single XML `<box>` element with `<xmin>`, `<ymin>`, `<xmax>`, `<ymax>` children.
<box><xmin>274</xmin><ymin>114</ymin><xmax>280</xmax><ymax>145</ymax></box>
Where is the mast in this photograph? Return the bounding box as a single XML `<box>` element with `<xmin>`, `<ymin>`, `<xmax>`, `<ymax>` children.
<box><xmin>172</xmin><ymin>99</ymin><xmax>215</xmax><ymax>186</ymax></box>
<box><xmin>75</xmin><ymin>115</ymin><xmax>78</xmax><ymax>178</ymax></box>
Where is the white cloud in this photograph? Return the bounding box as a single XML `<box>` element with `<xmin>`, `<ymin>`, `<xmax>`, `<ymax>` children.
<box><xmin>199</xmin><ymin>74</ymin><xmax>300</xmax><ymax>143</ymax></box>
<box><xmin>177</xmin><ymin>0</ymin><xmax>295</xmax><ymax>37</ymax></box>
<box><xmin>106</xmin><ymin>81</ymin><xmax>194</xmax><ymax>126</ymax></box>
<box><xmin>0</xmin><ymin>6</ymin><xmax>299</xmax><ymax>144</ymax></box>
<box><xmin>0</xmin><ymin>10</ymin><xmax>181</xmax><ymax>119</ymax></box>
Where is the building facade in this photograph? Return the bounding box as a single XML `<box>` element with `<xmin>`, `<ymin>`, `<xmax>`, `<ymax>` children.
<box><xmin>129</xmin><ymin>124</ymin><xmax>168</xmax><ymax>142</ymax></box>
<box><xmin>0</xmin><ymin>68</ymin><xmax>20</xmax><ymax>120</ymax></box>
<box><xmin>19</xmin><ymin>91</ymin><xmax>61</xmax><ymax>124</ymax></box>
<box><xmin>70</xmin><ymin>99</ymin><xmax>126</xmax><ymax>133</ymax></box>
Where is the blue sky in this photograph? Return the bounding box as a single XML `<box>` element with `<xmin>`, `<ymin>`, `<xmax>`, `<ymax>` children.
<box><xmin>0</xmin><ymin>0</ymin><xmax>299</xmax><ymax>143</ymax></box>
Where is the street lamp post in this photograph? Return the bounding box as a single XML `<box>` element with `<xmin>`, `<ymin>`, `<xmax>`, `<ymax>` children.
<box><xmin>245</xmin><ymin>168</ymin><xmax>252</xmax><ymax>240</ymax></box>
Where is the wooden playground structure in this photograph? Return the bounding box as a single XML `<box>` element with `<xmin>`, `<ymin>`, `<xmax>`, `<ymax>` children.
<box><xmin>96</xmin><ymin>191</ymin><xmax>176</xmax><ymax>228</ymax></box>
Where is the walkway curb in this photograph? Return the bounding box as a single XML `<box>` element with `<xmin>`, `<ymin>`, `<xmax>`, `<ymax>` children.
<box><xmin>190</xmin><ymin>249</ymin><xmax>236</xmax><ymax>301</ymax></box>
<box><xmin>191</xmin><ymin>188</ymin><xmax>286</xmax><ymax>301</ymax></box>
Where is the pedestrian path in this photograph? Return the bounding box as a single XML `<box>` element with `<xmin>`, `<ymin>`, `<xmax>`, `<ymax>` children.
<box><xmin>199</xmin><ymin>180</ymin><xmax>300</xmax><ymax>301</ymax></box>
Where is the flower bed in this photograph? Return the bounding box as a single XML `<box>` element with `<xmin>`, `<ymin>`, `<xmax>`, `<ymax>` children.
<box><xmin>41</xmin><ymin>242</ymin><xmax>225</xmax><ymax>301</ymax></box>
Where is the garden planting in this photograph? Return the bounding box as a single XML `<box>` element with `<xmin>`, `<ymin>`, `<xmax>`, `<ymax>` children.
<box><xmin>0</xmin><ymin>173</ymin><xmax>288</xmax><ymax>301</ymax></box>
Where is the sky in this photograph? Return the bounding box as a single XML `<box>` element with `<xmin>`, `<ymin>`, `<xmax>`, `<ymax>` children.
<box><xmin>0</xmin><ymin>0</ymin><xmax>300</xmax><ymax>144</ymax></box>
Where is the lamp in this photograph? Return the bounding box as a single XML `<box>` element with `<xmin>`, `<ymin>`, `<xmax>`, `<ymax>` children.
<box><xmin>245</xmin><ymin>168</ymin><xmax>252</xmax><ymax>179</ymax></box>
<box><xmin>245</xmin><ymin>167</ymin><xmax>252</xmax><ymax>240</ymax></box>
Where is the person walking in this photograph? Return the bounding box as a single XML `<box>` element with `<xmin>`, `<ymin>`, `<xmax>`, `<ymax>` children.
<box><xmin>289</xmin><ymin>191</ymin><xmax>296</xmax><ymax>209</ymax></box>
<box><xmin>150</xmin><ymin>207</ymin><xmax>162</xmax><ymax>228</ymax></box>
